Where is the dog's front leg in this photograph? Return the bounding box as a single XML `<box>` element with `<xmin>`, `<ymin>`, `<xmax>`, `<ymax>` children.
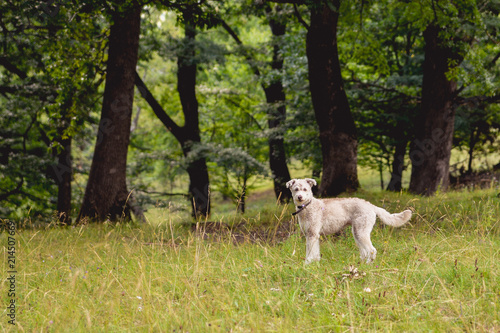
<box><xmin>305</xmin><ymin>234</ymin><xmax>321</xmax><ymax>264</ymax></box>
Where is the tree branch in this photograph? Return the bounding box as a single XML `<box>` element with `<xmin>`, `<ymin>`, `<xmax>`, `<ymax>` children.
<box><xmin>293</xmin><ymin>3</ymin><xmax>309</xmax><ymax>30</ymax></box>
<box><xmin>220</xmin><ymin>19</ymin><xmax>243</xmax><ymax>45</ymax></box>
<box><xmin>219</xmin><ymin>19</ymin><xmax>262</xmax><ymax>78</ymax></box>
<box><xmin>348</xmin><ymin>78</ymin><xmax>421</xmax><ymax>102</ymax></box>
<box><xmin>137</xmin><ymin>189</ymin><xmax>189</xmax><ymax>197</ymax></box>
<box><xmin>489</xmin><ymin>51</ymin><xmax>500</xmax><ymax>68</ymax></box>
<box><xmin>264</xmin><ymin>0</ymin><xmax>303</xmax><ymax>3</ymax></box>
<box><xmin>456</xmin><ymin>94</ymin><xmax>500</xmax><ymax>107</ymax></box>
<box><xmin>0</xmin><ymin>57</ymin><xmax>27</xmax><ymax>79</ymax></box>
<box><xmin>0</xmin><ymin>85</ymin><xmax>16</xmax><ymax>96</ymax></box>
<box><xmin>0</xmin><ymin>177</ymin><xmax>24</xmax><ymax>202</ymax></box>
<box><xmin>134</xmin><ymin>71</ymin><xmax>183</xmax><ymax>141</ymax></box>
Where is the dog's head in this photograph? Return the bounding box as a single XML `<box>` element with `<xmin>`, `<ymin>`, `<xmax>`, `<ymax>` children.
<box><xmin>286</xmin><ymin>178</ymin><xmax>317</xmax><ymax>205</ymax></box>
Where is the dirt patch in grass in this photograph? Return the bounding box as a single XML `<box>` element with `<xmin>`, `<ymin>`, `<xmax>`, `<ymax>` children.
<box><xmin>449</xmin><ymin>169</ymin><xmax>500</xmax><ymax>190</ymax></box>
<box><xmin>191</xmin><ymin>219</ymin><xmax>298</xmax><ymax>244</ymax></box>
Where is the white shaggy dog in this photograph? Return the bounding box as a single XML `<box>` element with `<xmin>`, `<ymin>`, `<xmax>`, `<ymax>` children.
<box><xmin>286</xmin><ymin>178</ymin><xmax>412</xmax><ymax>264</ymax></box>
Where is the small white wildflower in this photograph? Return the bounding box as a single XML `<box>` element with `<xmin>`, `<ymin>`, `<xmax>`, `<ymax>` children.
<box><xmin>136</xmin><ymin>296</ymin><xmax>142</xmax><ymax>300</ymax></box>
<box><xmin>363</xmin><ymin>287</ymin><xmax>372</xmax><ymax>293</ymax></box>
<box><xmin>138</xmin><ymin>306</ymin><xmax>143</xmax><ymax>312</ymax></box>
<box><xmin>270</xmin><ymin>288</ymin><xmax>281</xmax><ymax>292</ymax></box>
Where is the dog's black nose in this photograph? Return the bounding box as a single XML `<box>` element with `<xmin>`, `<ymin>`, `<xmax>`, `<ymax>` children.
<box><xmin>297</xmin><ymin>195</ymin><xmax>303</xmax><ymax>201</ymax></box>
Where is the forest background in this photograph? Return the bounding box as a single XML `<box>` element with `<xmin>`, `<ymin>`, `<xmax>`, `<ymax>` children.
<box><xmin>1</xmin><ymin>0</ymin><xmax>499</xmax><ymax>223</ymax></box>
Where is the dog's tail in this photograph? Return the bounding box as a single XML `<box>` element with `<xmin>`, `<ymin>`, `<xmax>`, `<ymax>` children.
<box><xmin>373</xmin><ymin>206</ymin><xmax>412</xmax><ymax>228</ymax></box>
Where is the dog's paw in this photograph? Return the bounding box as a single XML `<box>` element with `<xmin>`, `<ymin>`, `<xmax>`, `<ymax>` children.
<box><xmin>360</xmin><ymin>248</ymin><xmax>377</xmax><ymax>264</ymax></box>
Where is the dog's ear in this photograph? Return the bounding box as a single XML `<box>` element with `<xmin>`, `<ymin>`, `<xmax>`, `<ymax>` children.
<box><xmin>286</xmin><ymin>179</ymin><xmax>296</xmax><ymax>189</ymax></box>
<box><xmin>305</xmin><ymin>178</ymin><xmax>317</xmax><ymax>188</ymax></box>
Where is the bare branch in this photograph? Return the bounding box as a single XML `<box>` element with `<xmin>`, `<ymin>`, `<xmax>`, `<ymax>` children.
<box><xmin>293</xmin><ymin>3</ymin><xmax>309</xmax><ymax>30</ymax></box>
<box><xmin>134</xmin><ymin>71</ymin><xmax>183</xmax><ymax>141</ymax></box>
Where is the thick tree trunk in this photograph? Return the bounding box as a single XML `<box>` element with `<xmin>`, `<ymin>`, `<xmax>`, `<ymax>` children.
<box><xmin>177</xmin><ymin>15</ymin><xmax>210</xmax><ymax>218</ymax></box>
<box><xmin>386</xmin><ymin>140</ymin><xmax>407</xmax><ymax>192</ymax></box>
<box><xmin>306</xmin><ymin>1</ymin><xmax>359</xmax><ymax>197</ymax></box>
<box><xmin>409</xmin><ymin>25</ymin><xmax>459</xmax><ymax>195</ymax></box>
<box><xmin>77</xmin><ymin>5</ymin><xmax>141</xmax><ymax>222</ymax></box>
<box><xmin>264</xmin><ymin>8</ymin><xmax>292</xmax><ymax>203</ymax></box>
<box><xmin>184</xmin><ymin>146</ymin><xmax>210</xmax><ymax>218</ymax></box>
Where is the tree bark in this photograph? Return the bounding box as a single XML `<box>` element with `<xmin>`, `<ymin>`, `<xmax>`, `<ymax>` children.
<box><xmin>55</xmin><ymin>136</ymin><xmax>72</xmax><ymax>223</ymax></box>
<box><xmin>176</xmin><ymin>14</ymin><xmax>210</xmax><ymax>218</ymax></box>
<box><xmin>264</xmin><ymin>6</ymin><xmax>292</xmax><ymax>202</ymax></box>
<box><xmin>306</xmin><ymin>1</ymin><xmax>359</xmax><ymax>196</ymax></box>
<box><xmin>386</xmin><ymin>139</ymin><xmax>407</xmax><ymax>192</ymax></box>
<box><xmin>467</xmin><ymin>128</ymin><xmax>476</xmax><ymax>173</ymax></box>
<box><xmin>409</xmin><ymin>25</ymin><xmax>460</xmax><ymax>195</ymax></box>
<box><xmin>77</xmin><ymin>5</ymin><xmax>142</xmax><ymax>222</ymax></box>
<box><xmin>49</xmin><ymin>106</ymin><xmax>73</xmax><ymax>224</ymax></box>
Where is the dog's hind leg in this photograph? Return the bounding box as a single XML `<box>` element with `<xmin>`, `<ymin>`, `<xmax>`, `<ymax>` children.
<box><xmin>356</xmin><ymin>235</ymin><xmax>377</xmax><ymax>263</ymax></box>
<box><xmin>352</xmin><ymin>218</ymin><xmax>377</xmax><ymax>263</ymax></box>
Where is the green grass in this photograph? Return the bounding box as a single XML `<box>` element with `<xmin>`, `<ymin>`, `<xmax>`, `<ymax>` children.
<box><xmin>1</xmin><ymin>188</ymin><xmax>499</xmax><ymax>332</ymax></box>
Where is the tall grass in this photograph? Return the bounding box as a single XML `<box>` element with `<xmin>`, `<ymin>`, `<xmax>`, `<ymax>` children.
<box><xmin>1</xmin><ymin>188</ymin><xmax>499</xmax><ymax>332</ymax></box>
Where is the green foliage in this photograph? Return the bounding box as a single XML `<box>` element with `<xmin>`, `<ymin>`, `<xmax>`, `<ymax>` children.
<box><xmin>0</xmin><ymin>0</ymin><xmax>105</xmax><ymax>219</ymax></box>
<box><xmin>0</xmin><ymin>104</ymin><xmax>54</xmax><ymax>218</ymax></box>
<box><xmin>340</xmin><ymin>0</ymin><xmax>499</xmax><ymax>176</ymax></box>
<box><xmin>340</xmin><ymin>0</ymin><xmax>424</xmax><ymax>176</ymax></box>
<box><xmin>1</xmin><ymin>0</ymin><xmax>499</xmax><ymax>220</ymax></box>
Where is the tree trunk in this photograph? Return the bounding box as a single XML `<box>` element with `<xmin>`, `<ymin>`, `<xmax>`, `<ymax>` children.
<box><xmin>386</xmin><ymin>140</ymin><xmax>407</xmax><ymax>192</ymax></box>
<box><xmin>185</xmin><ymin>149</ymin><xmax>210</xmax><ymax>218</ymax></box>
<box><xmin>306</xmin><ymin>1</ymin><xmax>359</xmax><ymax>197</ymax></box>
<box><xmin>467</xmin><ymin>128</ymin><xmax>476</xmax><ymax>173</ymax></box>
<box><xmin>56</xmin><ymin>136</ymin><xmax>72</xmax><ymax>224</ymax></box>
<box><xmin>77</xmin><ymin>5</ymin><xmax>141</xmax><ymax>222</ymax></box>
<box><xmin>134</xmin><ymin>69</ymin><xmax>211</xmax><ymax>219</ymax></box>
<box><xmin>237</xmin><ymin>172</ymin><xmax>247</xmax><ymax>214</ymax></box>
<box><xmin>134</xmin><ymin>12</ymin><xmax>210</xmax><ymax>219</ymax></box>
<box><xmin>264</xmin><ymin>7</ymin><xmax>292</xmax><ymax>203</ymax></box>
<box><xmin>50</xmin><ymin>109</ymin><xmax>73</xmax><ymax>224</ymax></box>
<box><xmin>177</xmin><ymin>14</ymin><xmax>210</xmax><ymax>218</ymax></box>
<box><xmin>409</xmin><ymin>25</ymin><xmax>460</xmax><ymax>196</ymax></box>
<box><xmin>378</xmin><ymin>162</ymin><xmax>384</xmax><ymax>190</ymax></box>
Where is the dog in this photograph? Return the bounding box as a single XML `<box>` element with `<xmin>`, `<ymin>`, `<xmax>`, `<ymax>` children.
<box><xmin>286</xmin><ymin>178</ymin><xmax>412</xmax><ymax>264</ymax></box>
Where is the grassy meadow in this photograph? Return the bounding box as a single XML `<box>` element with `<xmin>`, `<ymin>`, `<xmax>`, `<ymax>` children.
<box><xmin>1</xmin><ymin>181</ymin><xmax>500</xmax><ymax>332</ymax></box>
